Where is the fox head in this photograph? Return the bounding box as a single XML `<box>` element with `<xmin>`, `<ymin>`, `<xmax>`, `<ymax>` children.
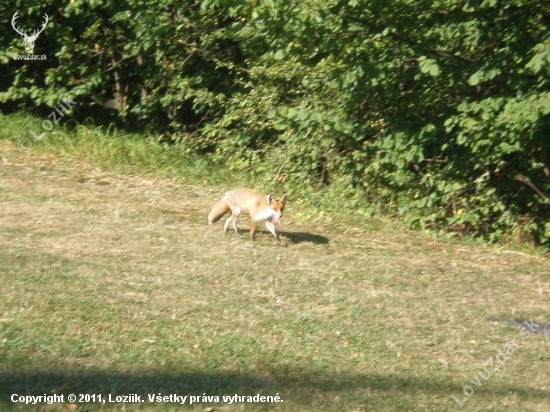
<box><xmin>266</xmin><ymin>194</ymin><xmax>287</xmax><ymax>225</ymax></box>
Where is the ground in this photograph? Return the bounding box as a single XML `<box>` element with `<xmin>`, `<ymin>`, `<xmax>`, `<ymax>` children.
<box><xmin>0</xmin><ymin>140</ymin><xmax>549</xmax><ymax>411</ymax></box>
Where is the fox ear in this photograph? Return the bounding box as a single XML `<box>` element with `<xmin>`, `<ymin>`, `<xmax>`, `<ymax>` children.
<box><xmin>280</xmin><ymin>194</ymin><xmax>288</xmax><ymax>204</ymax></box>
<box><xmin>266</xmin><ymin>194</ymin><xmax>274</xmax><ymax>203</ymax></box>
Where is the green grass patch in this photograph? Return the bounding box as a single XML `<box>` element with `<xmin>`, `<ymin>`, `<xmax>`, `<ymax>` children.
<box><xmin>0</xmin><ymin>112</ymin><xmax>236</xmax><ymax>187</ymax></box>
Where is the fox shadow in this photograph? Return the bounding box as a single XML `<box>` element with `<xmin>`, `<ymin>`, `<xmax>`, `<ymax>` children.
<box><xmin>240</xmin><ymin>228</ymin><xmax>329</xmax><ymax>245</ymax></box>
<box><xmin>280</xmin><ymin>230</ymin><xmax>329</xmax><ymax>245</ymax></box>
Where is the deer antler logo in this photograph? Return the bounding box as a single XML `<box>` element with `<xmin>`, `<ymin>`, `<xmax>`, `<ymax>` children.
<box><xmin>11</xmin><ymin>10</ymin><xmax>49</xmax><ymax>54</ymax></box>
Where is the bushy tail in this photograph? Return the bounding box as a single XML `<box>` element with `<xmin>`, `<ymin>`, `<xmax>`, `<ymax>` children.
<box><xmin>208</xmin><ymin>198</ymin><xmax>230</xmax><ymax>224</ymax></box>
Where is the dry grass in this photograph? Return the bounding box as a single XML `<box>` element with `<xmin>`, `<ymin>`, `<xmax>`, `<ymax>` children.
<box><xmin>0</xmin><ymin>139</ymin><xmax>549</xmax><ymax>411</ymax></box>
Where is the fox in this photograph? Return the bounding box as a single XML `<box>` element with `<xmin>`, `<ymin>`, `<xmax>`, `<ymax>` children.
<box><xmin>208</xmin><ymin>188</ymin><xmax>287</xmax><ymax>244</ymax></box>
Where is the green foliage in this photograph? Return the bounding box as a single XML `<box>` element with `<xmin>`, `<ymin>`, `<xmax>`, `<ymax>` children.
<box><xmin>1</xmin><ymin>0</ymin><xmax>550</xmax><ymax>245</ymax></box>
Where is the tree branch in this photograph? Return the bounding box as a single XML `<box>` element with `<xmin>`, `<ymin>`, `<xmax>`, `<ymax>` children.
<box><xmin>514</xmin><ymin>174</ymin><xmax>550</xmax><ymax>204</ymax></box>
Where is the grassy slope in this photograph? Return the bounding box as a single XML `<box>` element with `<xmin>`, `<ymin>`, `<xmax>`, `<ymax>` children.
<box><xmin>0</xmin><ymin>123</ymin><xmax>549</xmax><ymax>411</ymax></box>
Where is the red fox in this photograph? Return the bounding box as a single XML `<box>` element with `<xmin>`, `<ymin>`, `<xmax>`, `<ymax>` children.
<box><xmin>208</xmin><ymin>188</ymin><xmax>287</xmax><ymax>244</ymax></box>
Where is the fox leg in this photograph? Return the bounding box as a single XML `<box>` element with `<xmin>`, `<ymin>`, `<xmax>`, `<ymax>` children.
<box><xmin>249</xmin><ymin>218</ymin><xmax>257</xmax><ymax>241</ymax></box>
<box><xmin>232</xmin><ymin>214</ymin><xmax>241</xmax><ymax>237</ymax></box>
<box><xmin>223</xmin><ymin>215</ymin><xmax>241</xmax><ymax>237</ymax></box>
<box><xmin>223</xmin><ymin>215</ymin><xmax>233</xmax><ymax>233</ymax></box>
<box><xmin>265</xmin><ymin>221</ymin><xmax>282</xmax><ymax>244</ymax></box>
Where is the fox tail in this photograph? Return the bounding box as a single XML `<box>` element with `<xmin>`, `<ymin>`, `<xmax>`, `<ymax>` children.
<box><xmin>208</xmin><ymin>198</ymin><xmax>230</xmax><ymax>225</ymax></box>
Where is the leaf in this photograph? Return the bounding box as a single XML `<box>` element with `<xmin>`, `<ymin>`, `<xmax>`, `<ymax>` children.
<box><xmin>274</xmin><ymin>49</ymin><xmax>286</xmax><ymax>60</ymax></box>
<box><xmin>526</xmin><ymin>40</ymin><xmax>550</xmax><ymax>74</ymax></box>
<box><xmin>419</xmin><ymin>58</ymin><xmax>440</xmax><ymax>77</ymax></box>
<box><xmin>334</xmin><ymin>120</ymin><xmax>345</xmax><ymax>131</ymax></box>
<box><xmin>467</xmin><ymin>72</ymin><xmax>481</xmax><ymax>86</ymax></box>
<box><xmin>287</xmin><ymin>108</ymin><xmax>297</xmax><ymax>118</ymax></box>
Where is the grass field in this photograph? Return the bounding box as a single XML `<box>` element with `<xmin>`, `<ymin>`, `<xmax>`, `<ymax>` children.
<box><xmin>0</xmin><ymin>132</ymin><xmax>549</xmax><ymax>411</ymax></box>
